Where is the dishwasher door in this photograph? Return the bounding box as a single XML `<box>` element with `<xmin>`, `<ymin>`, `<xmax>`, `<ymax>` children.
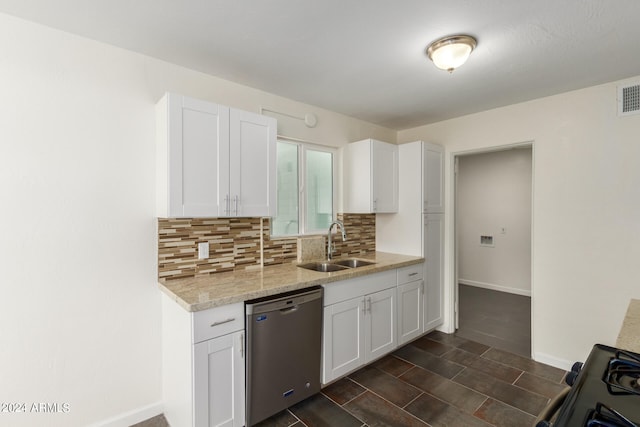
<box><xmin>245</xmin><ymin>286</ymin><xmax>323</xmax><ymax>426</ymax></box>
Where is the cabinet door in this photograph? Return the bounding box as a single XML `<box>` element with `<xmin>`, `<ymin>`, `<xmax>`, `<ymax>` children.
<box><xmin>424</xmin><ymin>214</ymin><xmax>444</xmax><ymax>331</ymax></box>
<box><xmin>365</xmin><ymin>287</ymin><xmax>397</xmax><ymax>362</ymax></box>
<box><xmin>341</xmin><ymin>140</ymin><xmax>373</xmax><ymax>213</ymax></box>
<box><xmin>194</xmin><ymin>330</ymin><xmax>245</xmax><ymax>427</ymax></box>
<box><xmin>423</xmin><ymin>143</ymin><xmax>444</xmax><ymax>213</ymax></box>
<box><xmin>372</xmin><ymin>140</ymin><xmax>398</xmax><ymax>213</ymax></box>
<box><xmin>167</xmin><ymin>94</ymin><xmax>230</xmax><ymax>217</ymax></box>
<box><xmin>322</xmin><ymin>297</ymin><xmax>364</xmax><ymax>384</ymax></box>
<box><xmin>228</xmin><ymin>109</ymin><xmax>277</xmax><ymax>217</ymax></box>
<box><xmin>397</xmin><ymin>280</ymin><xmax>424</xmax><ymax>345</ymax></box>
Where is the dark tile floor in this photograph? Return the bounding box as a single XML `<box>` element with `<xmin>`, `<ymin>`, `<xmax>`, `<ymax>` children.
<box><xmin>255</xmin><ymin>331</ymin><xmax>566</xmax><ymax>427</ymax></box>
<box><xmin>136</xmin><ymin>331</ymin><xmax>566</xmax><ymax>427</ymax></box>
<box><xmin>138</xmin><ymin>287</ymin><xmax>542</xmax><ymax>427</ymax></box>
<box><xmin>456</xmin><ymin>284</ymin><xmax>532</xmax><ymax>357</ymax></box>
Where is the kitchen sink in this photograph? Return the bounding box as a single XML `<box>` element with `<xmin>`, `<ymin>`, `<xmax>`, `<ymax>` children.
<box><xmin>297</xmin><ymin>258</ymin><xmax>376</xmax><ymax>272</ymax></box>
<box><xmin>297</xmin><ymin>262</ymin><xmax>349</xmax><ymax>272</ymax></box>
<box><xmin>331</xmin><ymin>258</ymin><xmax>375</xmax><ymax>268</ymax></box>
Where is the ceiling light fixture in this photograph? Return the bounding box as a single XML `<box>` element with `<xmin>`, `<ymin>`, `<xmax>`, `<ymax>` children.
<box><xmin>426</xmin><ymin>35</ymin><xmax>477</xmax><ymax>73</ymax></box>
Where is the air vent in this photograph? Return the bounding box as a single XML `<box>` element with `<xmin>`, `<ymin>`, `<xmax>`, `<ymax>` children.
<box><xmin>480</xmin><ymin>235</ymin><xmax>494</xmax><ymax>247</ymax></box>
<box><xmin>618</xmin><ymin>83</ymin><xmax>640</xmax><ymax>116</ymax></box>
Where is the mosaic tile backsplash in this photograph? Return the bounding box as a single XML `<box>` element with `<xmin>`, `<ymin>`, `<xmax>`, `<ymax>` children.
<box><xmin>158</xmin><ymin>213</ymin><xmax>375</xmax><ymax>280</ymax></box>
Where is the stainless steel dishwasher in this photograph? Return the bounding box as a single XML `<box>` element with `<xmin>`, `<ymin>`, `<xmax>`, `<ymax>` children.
<box><xmin>245</xmin><ymin>286</ymin><xmax>323</xmax><ymax>426</ymax></box>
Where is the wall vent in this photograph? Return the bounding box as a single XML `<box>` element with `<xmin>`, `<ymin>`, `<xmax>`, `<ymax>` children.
<box><xmin>480</xmin><ymin>235</ymin><xmax>494</xmax><ymax>247</ymax></box>
<box><xmin>618</xmin><ymin>83</ymin><xmax>640</xmax><ymax>116</ymax></box>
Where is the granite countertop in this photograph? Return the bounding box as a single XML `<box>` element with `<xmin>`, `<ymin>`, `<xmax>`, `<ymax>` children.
<box><xmin>158</xmin><ymin>251</ymin><xmax>423</xmax><ymax>312</ymax></box>
<box><xmin>616</xmin><ymin>299</ymin><xmax>640</xmax><ymax>353</ymax></box>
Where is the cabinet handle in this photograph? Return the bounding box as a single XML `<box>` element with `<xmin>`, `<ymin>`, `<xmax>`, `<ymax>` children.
<box><xmin>408</xmin><ymin>272</ymin><xmax>418</xmax><ymax>277</ymax></box>
<box><xmin>366</xmin><ymin>297</ymin><xmax>371</xmax><ymax>314</ymax></box>
<box><xmin>210</xmin><ymin>318</ymin><xmax>235</xmax><ymax>327</ymax></box>
<box><xmin>240</xmin><ymin>332</ymin><xmax>244</xmax><ymax>358</ymax></box>
<box><xmin>373</xmin><ymin>199</ymin><xmax>377</xmax><ymax>212</ymax></box>
<box><xmin>362</xmin><ymin>298</ymin><xmax>367</xmax><ymax>314</ymax></box>
<box><xmin>233</xmin><ymin>195</ymin><xmax>239</xmax><ymax>216</ymax></box>
<box><xmin>224</xmin><ymin>194</ymin><xmax>230</xmax><ymax>215</ymax></box>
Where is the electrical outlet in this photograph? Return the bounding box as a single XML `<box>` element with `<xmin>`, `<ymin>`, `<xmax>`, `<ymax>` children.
<box><xmin>198</xmin><ymin>242</ymin><xmax>209</xmax><ymax>260</ymax></box>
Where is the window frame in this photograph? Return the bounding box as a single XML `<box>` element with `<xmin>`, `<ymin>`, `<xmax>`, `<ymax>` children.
<box><xmin>273</xmin><ymin>138</ymin><xmax>337</xmax><ymax>237</ymax></box>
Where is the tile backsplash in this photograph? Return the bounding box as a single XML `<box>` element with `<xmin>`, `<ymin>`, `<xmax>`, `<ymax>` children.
<box><xmin>332</xmin><ymin>213</ymin><xmax>376</xmax><ymax>257</ymax></box>
<box><xmin>157</xmin><ymin>213</ymin><xmax>375</xmax><ymax>280</ymax></box>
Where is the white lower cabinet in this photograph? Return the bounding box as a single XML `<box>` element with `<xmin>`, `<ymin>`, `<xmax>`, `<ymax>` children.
<box><xmin>162</xmin><ymin>294</ymin><xmax>245</xmax><ymax>427</ymax></box>
<box><xmin>397</xmin><ymin>280</ymin><xmax>424</xmax><ymax>345</ymax></box>
<box><xmin>365</xmin><ymin>287</ymin><xmax>397</xmax><ymax>360</ymax></box>
<box><xmin>194</xmin><ymin>331</ymin><xmax>245</xmax><ymax>427</ymax></box>
<box><xmin>397</xmin><ymin>263</ymin><xmax>424</xmax><ymax>344</ymax></box>
<box><xmin>322</xmin><ymin>270</ymin><xmax>397</xmax><ymax>384</ymax></box>
<box><xmin>322</xmin><ymin>297</ymin><xmax>364</xmax><ymax>382</ymax></box>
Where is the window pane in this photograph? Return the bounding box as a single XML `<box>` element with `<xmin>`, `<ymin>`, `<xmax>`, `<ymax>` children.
<box><xmin>273</xmin><ymin>142</ymin><xmax>299</xmax><ymax>236</ymax></box>
<box><xmin>306</xmin><ymin>150</ymin><xmax>333</xmax><ymax>232</ymax></box>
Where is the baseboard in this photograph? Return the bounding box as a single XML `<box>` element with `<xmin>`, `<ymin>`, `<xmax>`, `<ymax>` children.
<box><xmin>534</xmin><ymin>351</ymin><xmax>573</xmax><ymax>371</ymax></box>
<box><xmin>89</xmin><ymin>401</ymin><xmax>163</xmax><ymax>427</ymax></box>
<box><xmin>459</xmin><ymin>279</ymin><xmax>532</xmax><ymax>297</ymax></box>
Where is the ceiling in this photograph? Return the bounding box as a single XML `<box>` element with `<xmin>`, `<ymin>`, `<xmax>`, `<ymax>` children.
<box><xmin>2</xmin><ymin>0</ymin><xmax>640</xmax><ymax>130</ymax></box>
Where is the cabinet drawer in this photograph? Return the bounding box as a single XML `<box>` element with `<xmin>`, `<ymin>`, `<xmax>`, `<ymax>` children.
<box><xmin>323</xmin><ymin>270</ymin><xmax>396</xmax><ymax>306</ymax></box>
<box><xmin>397</xmin><ymin>263</ymin><xmax>423</xmax><ymax>285</ymax></box>
<box><xmin>193</xmin><ymin>302</ymin><xmax>244</xmax><ymax>344</ymax></box>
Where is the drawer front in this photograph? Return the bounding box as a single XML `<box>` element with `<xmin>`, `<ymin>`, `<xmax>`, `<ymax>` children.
<box><xmin>397</xmin><ymin>263</ymin><xmax>423</xmax><ymax>285</ymax></box>
<box><xmin>193</xmin><ymin>302</ymin><xmax>244</xmax><ymax>344</ymax></box>
<box><xmin>323</xmin><ymin>270</ymin><xmax>396</xmax><ymax>306</ymax></box>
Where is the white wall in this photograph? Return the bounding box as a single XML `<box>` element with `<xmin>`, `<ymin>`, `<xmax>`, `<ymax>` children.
<box><xmin>399</xmin><ymin>77</ymin><xmax>640</xmax><ymax>368</ymax></box>
<box><xmin>0</xmin><ymin>13</ymin><xmax>395</xmax><ymax>427</ymax></box>
<box><xmin>457</xmin><ymin>148</ymin><xmax>532</xmax><ymax>296</ymax></box>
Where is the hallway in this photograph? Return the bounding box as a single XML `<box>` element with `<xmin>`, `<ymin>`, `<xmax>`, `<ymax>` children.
<box><xmin>456</xmin><ymin>284</ymin><xmax>531</xmax><ymax>357</ymax></box>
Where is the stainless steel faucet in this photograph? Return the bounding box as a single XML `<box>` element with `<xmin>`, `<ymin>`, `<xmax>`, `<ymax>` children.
<box><xmin>327</xmin><ymin>220</ymin><xmax>347</xmax><ymax>261</ymax></box>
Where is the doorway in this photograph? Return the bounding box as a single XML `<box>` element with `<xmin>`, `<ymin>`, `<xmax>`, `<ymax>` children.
<box><xmin>453</xmin><ymin>144</ymin><xmax>533</xmax><ymax>357</ymax></box>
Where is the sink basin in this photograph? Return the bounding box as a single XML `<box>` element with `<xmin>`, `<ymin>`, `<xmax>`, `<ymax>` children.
<box><xmin>298</xmin><ymin>262</ymin><xmax>349</xmax><ymax>272</ymax></box>
<box><xmin>331</xmin><ymin>258</ymin><xmax>376</xmax><ymax>268</ymax></box>
<box><xmin>297</xmin><ymin>258</ymin><xmax>376</xmax><ymax>272</ymax></box>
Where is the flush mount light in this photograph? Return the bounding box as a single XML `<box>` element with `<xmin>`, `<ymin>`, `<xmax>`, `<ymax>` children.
<box><xmin>426</xmin><ymin>35</ymin><xmax>477</xmax><ymax>73</ymax></box>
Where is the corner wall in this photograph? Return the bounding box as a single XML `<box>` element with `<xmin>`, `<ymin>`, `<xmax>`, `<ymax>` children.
<box><xmin>0</xmin><ymin>12</ymin><xmax>394</xmax><ymax>427</ymax></box>
<box><xmin>398</xmin><ymin>77</ymin><xmax>640</xmax><ymax>367</ymax></box>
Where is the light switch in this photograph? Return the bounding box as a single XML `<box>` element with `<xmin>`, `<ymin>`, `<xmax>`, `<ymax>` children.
<box><xmin>198</xmin><ymin>242</ymin><xmax>209</xmax><ymax>260</ymax></box>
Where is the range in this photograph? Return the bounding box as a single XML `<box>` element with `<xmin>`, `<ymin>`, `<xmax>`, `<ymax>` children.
<box><xmin>537</xmin><ymin>344</ymin><xmax>640</xmax><ymax>426</ymax></box>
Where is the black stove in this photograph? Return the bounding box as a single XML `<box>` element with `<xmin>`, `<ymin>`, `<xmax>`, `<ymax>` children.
<box><xmin>553</xmin><ymin>344</ymin><xmax>640</xmax><ymax>427</ymax></box>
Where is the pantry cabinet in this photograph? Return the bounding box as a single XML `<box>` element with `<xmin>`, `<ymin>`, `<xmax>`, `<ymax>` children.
<box><xmin>342</xmin><ymin>138</ymin><xmax>398</xmax><ymax>213</ymax></box>
<box><xmin>424</xmin><ymin>214</ymin><xmax>444</xmax><ymax>331</ymax></box>
<box><xmin>423</xmin><ymin>142</ymin><xmax>444</xmax><ymax>213</ymax></box>
<box><xmin>156</xmin><ymin>93</ymin><xmax>276</xmax><ymax>218</ymax></box>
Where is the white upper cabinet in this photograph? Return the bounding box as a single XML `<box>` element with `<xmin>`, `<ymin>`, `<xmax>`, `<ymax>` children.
<box><xmin>342</xmin><ymin>139</ymin><xmax>398</xmax><ymax>213</ymax></box>
<box><xmin>423</xmin><ymin>142</ymin><xmax>444</xmax><ymax>213</ymax></box>
<box><xmin>156</xmin><ymin>93</ymin><xmax>276</xmax><ymax>218</ymax></box>
<box><xmin>228</xmin><ymin>108</ymin><xmax>277</xmax><ymax>217</ymax></box>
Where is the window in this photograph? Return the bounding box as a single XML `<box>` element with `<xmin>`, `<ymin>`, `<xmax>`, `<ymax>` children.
<box><xmin>272</xmin><ymin>140</ymin><xmax>335</xmax><ymax>236</ymax></box>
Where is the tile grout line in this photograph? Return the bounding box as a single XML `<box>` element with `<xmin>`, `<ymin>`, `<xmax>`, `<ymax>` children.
<box><xmin>345</xmin><ymin>376</ymin><xmax>430</xmax><ymax>426</ymax></box>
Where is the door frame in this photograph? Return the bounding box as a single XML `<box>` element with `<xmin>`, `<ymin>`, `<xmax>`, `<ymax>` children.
<box><xmin>447</xmin><ymin>140</ymin><xmax>535</xmax><ymax>357</ymax></box>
